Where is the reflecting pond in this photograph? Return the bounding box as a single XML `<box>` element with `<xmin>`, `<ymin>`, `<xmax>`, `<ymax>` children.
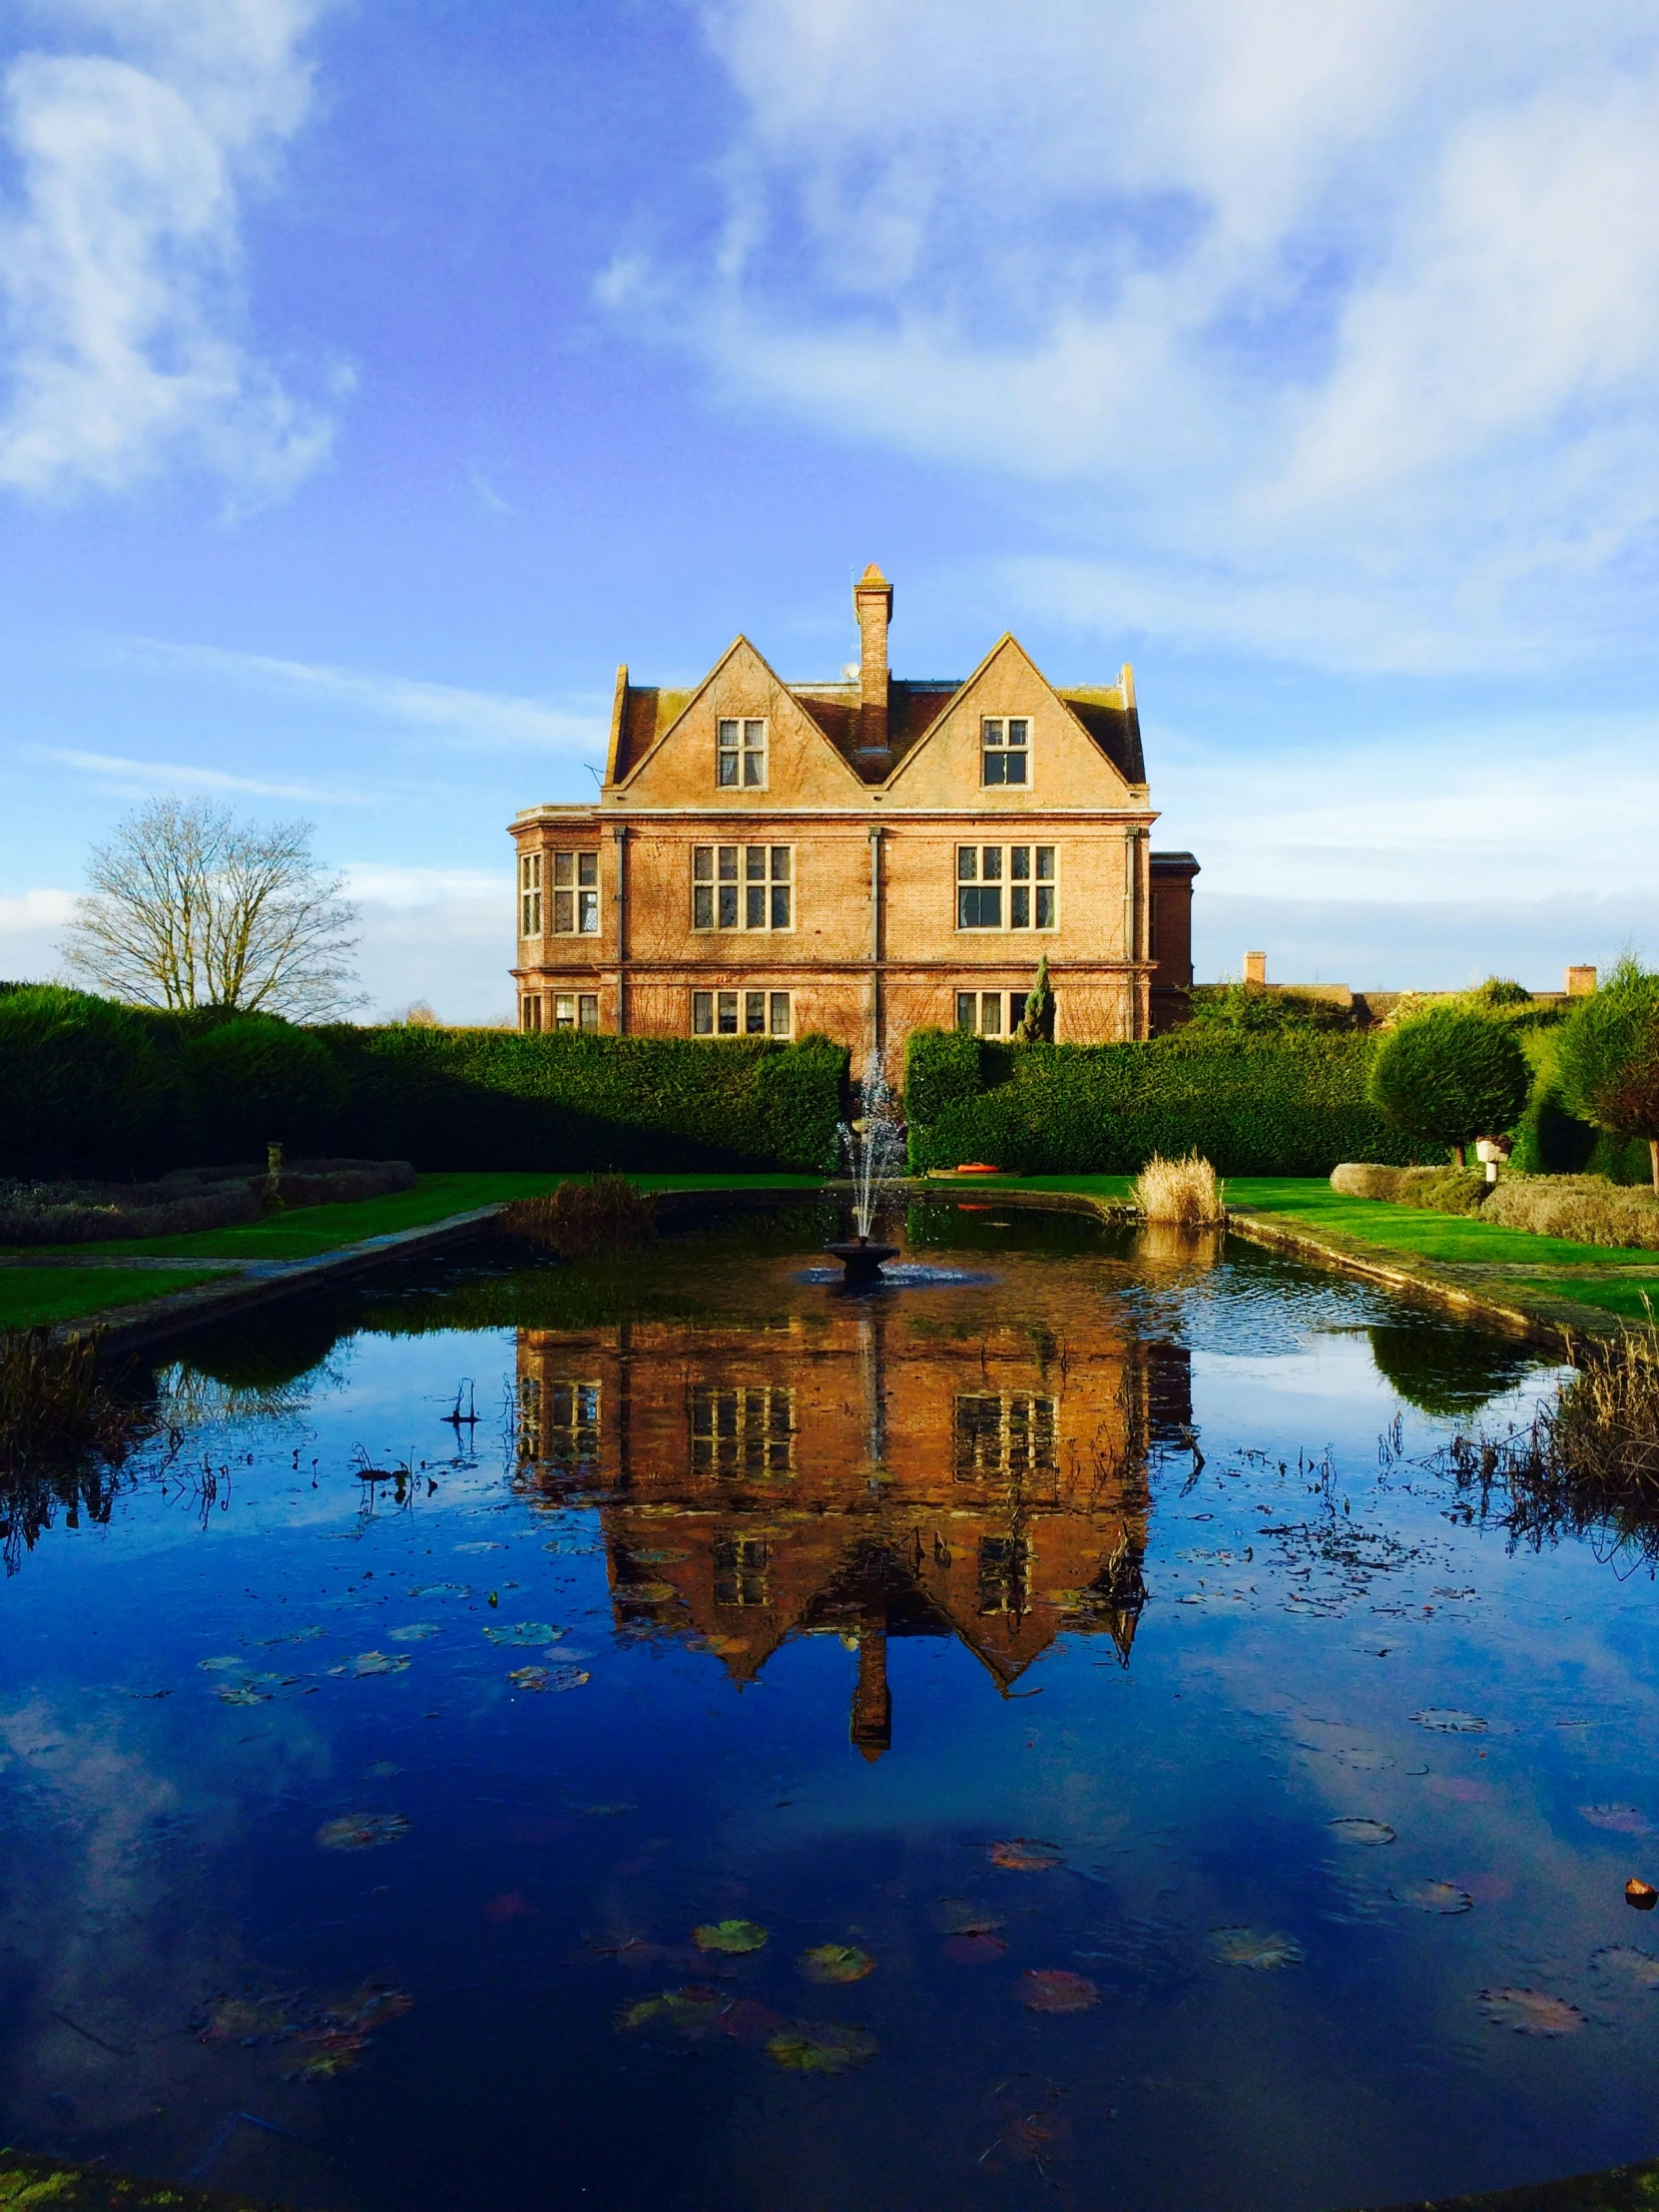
<box><xmin>4</xmin><ymin>1197</ymin><xmax>1659</xmax><ymax>2212</ymax></box>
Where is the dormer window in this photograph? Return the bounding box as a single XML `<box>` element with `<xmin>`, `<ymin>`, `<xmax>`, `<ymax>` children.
<box><xmin>981</xmin><ymin>718</ymin><xmax>1029</xmax><ymax>787</ymax></box>
<box><xmin>718</xmin><ymin>718</ymin><xmax>768</xmax><ymax>789</ymax></box>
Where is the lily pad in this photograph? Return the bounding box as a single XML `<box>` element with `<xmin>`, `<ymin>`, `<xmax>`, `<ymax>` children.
<box><xmin>1591</xmin><ymin>1945</ymin><xmax>1659</xmax><ymax>1987</ymax></box>
<box><xmin>408</xmin><ymin>1582</ymin><xmax>471</xmax><ymax>1600</ymax></box>
<box><xmin>1581</xmin><ymin>1804</ymin><xmax>1654</xmax><ymax>1836</ymax></box>
<box><xmin>626</xmin><ymin>1582</ymin><xmax>681</xmax><ymax>1604</ymax></box>
<box><xmin>199</xmin><ymin>1655</ymin><xmax>247</xmax><ymax>1672</ymax></box>
<box><xmin>338</xmin><ymin>1650</ymin><xmax>409</xmax><ymax>1677</ymax></box>
<box><xmin>1411</xmin><ymin>1708</ymin><xmax>1487</xmax><ymax>1733</ymax></box>
<box><xmin>932</xmin><ymin>1898</ymin><xmax>1005</xmax><ymax>1936</ymax></box>
<box><xmin>693</xmin><ymin>1919</ymin><xmax>769</xmax><ymax>1954</ymax></box>
<box><xmin>628</xmin><ymin>1548</ymin><xmax>693</xmax><ymax>1565</ymax></box>
<box><xmin>799</xmin><ymin>1943</ymin><xmax>874</xmax><ymax>1984</ymax></box>
<box><xmin>989</xmin><ymin>1838</ymin><xmax>1064</xmax><ymax>1872</ymax></box>
<box><xmin>765</xmin><ymin>2020</ymin><xmax>877</xmax><ymax>2074</ymax></box>
<box><xmin>216</xmin><ymin>1681</ymin><xmax>274</xmax><ymax>1706</ymax></box>
<box><xmin>943</xmin><ymin>1931</ymin><xmax>1009</xmax><ymax>1965</ymax></box>
<box><xmin>1016</xmin><ymin>1968</ymin><xmax>1099</xmax><ymax>2013</ymax></box>
<box><xmin>1394</xmin><ymin>1880</ymin><xmax>1473</xmax><ymax>1915</ymax></box>
<box><xmin>483</xmin><ymin>1621</ymin><xmax>564</xmax><ymax>1647</ymax></box>
<box><xmin>1329</xmin><ymin>1818</ymin><xmax>1396</xmax><ymax>1847</ymax></box>
<box><xmin>1479</xmin><ymin>1987</ymin><xmax>1585</xmax><ymax>2035</ymax></box>
<box><xmin>1209</xmin><ymin>1926</ymin><xmax>1304</xmax><ymax>1969</ymax></box>
<box><xmin>508</xmin><ymin>1663</ymin><xmax>590</xmax><ymax>1693</ymax></box>
<box><xmin>387</xmin><ymin>1623</ymin><xmax>441</xmax><ymax>1642</ymax></box>
<box><xmin>315</xmin><ymin>1812</ymin><xmax>410</xmax><ymax>1852</ymax></box>
<box><xmin>615</xmin><ymin>1986</ymin><xmax>729</xmax><ymax>2043</ymax></box>
<box><xmin>454</xmin><ymin>1541</ymin><xmax>506</xmax><ymax>1554</ymax></box>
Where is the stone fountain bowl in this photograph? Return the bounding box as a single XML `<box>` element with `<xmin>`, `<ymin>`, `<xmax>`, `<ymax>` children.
<box><xmin>825</xmin><ymin>1238</ymin><xmax>900</xmax><ymax>1281</ymax></box>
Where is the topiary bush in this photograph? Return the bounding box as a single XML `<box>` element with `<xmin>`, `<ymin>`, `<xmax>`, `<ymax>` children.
<box><xmin>0</xmin><ymin>985</ymin><xmax>171</xmax><ymax>1179</ymax></box>
<box><xmin>1553</xmin><ymin>959</ymin><xmax>1659</xmax><ymax>1196</ymax></box>
<box><xmin>180</xmin><ymin>1014</ymin><xmax>348</xmax><ymax>1160</ymax></box>
<box><xmin>1368</xmin><ymin>1008</ymin><xmax>1531</xmax><ymax>1165</ymax></box>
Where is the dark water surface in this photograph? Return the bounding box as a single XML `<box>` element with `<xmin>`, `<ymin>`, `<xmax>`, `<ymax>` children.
<box><xmin>5</xmin><ymin>1198</ymin><xmax>1659</xmax><ymax>2212</ymax></box>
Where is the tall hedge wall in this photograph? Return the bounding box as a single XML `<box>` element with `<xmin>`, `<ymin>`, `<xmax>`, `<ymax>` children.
<box><xmin>903</xmin><ymin>1028</ymin><xmax>1446</xmax><ymax>1176</ymax></box>
<box><xmin>0</xmin><ymin>990</ymin><xmax>847</xmax><ymax>1179</ymax></box>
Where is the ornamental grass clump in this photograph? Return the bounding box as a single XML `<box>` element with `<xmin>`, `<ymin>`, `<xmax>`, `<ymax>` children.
<box><xmin>1132</xmin><ymin>1151</ymin><xmax>1225</xmax><ymax>1227</ymax></box>
<box><xmin>499</xmin><ymin>1175</ymin><xmax>656</xmax><ymax>1257</ymax></box>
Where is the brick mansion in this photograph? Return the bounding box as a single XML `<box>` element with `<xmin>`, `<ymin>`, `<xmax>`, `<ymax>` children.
<box><xmin>509</xmin><ymin>565</ymin><xmax>1197</xmax><ymax>1060</ymax></box>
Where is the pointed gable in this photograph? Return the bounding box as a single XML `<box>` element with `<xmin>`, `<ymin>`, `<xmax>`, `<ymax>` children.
<box><xmin>885</xmin><ymin>635</ymin><xmax>1140</xmax><ymax>809</ymax></box>
<box><xmin>611</xmin><ymin>636</ymin><xmax>867</xmax><ymax>807</ymax></box>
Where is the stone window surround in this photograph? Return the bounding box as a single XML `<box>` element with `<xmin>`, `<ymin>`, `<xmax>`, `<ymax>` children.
<box><xmin>717</xmin><ymin>716</ymin><xmax>769</xmax><ymax>790</ymax></box>
<box><xmin>692</xmin><ymin>842</ymin><xmax>794</xmax><ymax>932</ymax></box>
<box><xmin>956</xmin><ymin>842</ymin><xmax>1057</xmax><ymax>931</ymax></box>
<box><xmin>981</xmin><ymin>715</ymin><xmax>1031</xmax><ymax>787</ymax></box>
<box><xmin>692</xmin><ymin>988</ymin><xmax>794</xmax><ymax>1038</ymax></box>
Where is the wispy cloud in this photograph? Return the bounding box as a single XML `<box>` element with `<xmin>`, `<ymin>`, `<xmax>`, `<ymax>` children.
<box><xmin>0</xmin><ymin>0</ymin><xmax>344</xmax><ymax>506</ymax></box>
<box><xmin>467</xmin><ymin>465</ymin><xmax>514</xmax><ymax>516</ymax></box>
<box><xmin>607</xmin><ymin>0</ymin><xmax>1659</xmax><ymax>673</ymax></box>
<box><xmin>0</xmin><ymin>887</ymin><xmax>75</xmax><ymax>930</ymax></box>
<box><xmin>108</xmin><ymin>636</ymin><xmax>605</xmax><ymax>751</ymax></box>
<box><xmin>343</xmin><ymin>863</ymin><xmax>507</xmax><ymax>908</ymax></box>
<box><xmin>38</xmin><ymin>746</ymin><xmax>368</xmax><ymax>805</ymax></box>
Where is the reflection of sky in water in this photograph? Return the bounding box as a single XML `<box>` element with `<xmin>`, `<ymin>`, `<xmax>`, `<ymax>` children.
<box><xmin>3</xmin><ymin>1202</ymin><xmax>1658</xmax><ymax>2212</ymax></box>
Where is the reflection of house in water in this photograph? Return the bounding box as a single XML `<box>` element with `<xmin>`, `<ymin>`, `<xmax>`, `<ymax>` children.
<box><xmin>515</xmin><ymin>1306</ymin><xmax>1192</xmax><ymax>1756</ymax></box>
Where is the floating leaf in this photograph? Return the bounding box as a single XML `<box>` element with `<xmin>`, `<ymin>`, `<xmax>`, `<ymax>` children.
<box><xmin>932</xmin><ymin>1898</ymin><xmax>1005</xmax><ymax>1936</ymax></box>
<box><xmin>507</xmin><ymin>1663</ymin><xmax>590</xmax><ymax>1693</ymax></box>
<box><xmin>1394</xmin><ymin>1880</ymin><xmax>1473</xmax><ymax>1915</ymax></box>
<box><xmin>216</xmin><ymin>1682</ymin><xmax>272</xmax><ymax>1706</ymax></box>
<box><xmin>799</xmin><ymin>1944</ymin><xmax>874</xmax><ymax>1985</ymax></box>
<box><xmin>483</xmin><ymin>1621</ymin><xmax>564</xmax><ymax>1647</ymax></box>
<box><xmin>1479</xmin><ymin>1987</ymin><xmax>1585</xmax><ymax>2036</ymax></box>
<box><xmin>293</xmin><ymin>2029</ymin><xmax>365</xmax><ymax>2078</ymax></box>
<box><xmin>989</xmin><ymin>1838</ymin><xmax>1063</xmax><ymax>1872</ymax></box>
<box><xmin>315</xmin><ymin>1812</ymin><xmax>410</xmax><ymax>1852</ymax></box>
<box><xmin>615</xmin><ymin>1986</ymin><xmax>727</xmax><ymax>2042</ymax></box>
<box><xmin>454</xmin><ymin>1541</ymin><xmax>506</xmax><ymax>1554</ymax></box>
<box><xmin>1016</xmin><ymin>1968</ymin><xmax>1099</xmax><ymax>2013</ymax></box>
<box><xmin>199</xmin><ymin>1655</ymin><xmax>246</xmax><ymax>1672</ymax></box>
<box><xmin>333</xmin><ymin>1650</ymin><xmax>409</xmax><ymax>1678</ymax></box>
<box><xmin>387</xmin><ymin>1623</ymin><xmax>441</xmax><ymax>1643</ymax></box>
<box><xmin>693</xmin><ymin>1919</ymin><xmax>769</xmax><ymax>1954</ymax></box>
<box><xmin>1209</xmin><ymin>1927</ymin><xmax>1304</xmax><ymax>1969</ymax></box>
<box><xmin>408</xmin><ymin>1582</ymin><xmax>470</xmax><ymax>1600</ymax></box>
<box><xmin>1411</xmin><ymin>1709</ymin><xmax>1487</xmax><ymax>1734</ymax></box>
<box><xmin>943</xmin><ymin>1931</ymin><xmax>1009</xmax><ymax>1965</ymax></box>
<box><xmin>1581</xmin><ymin>1804</ymin><xmax>1654</xmax><ymax>1836</ymax></box>
<box><xmin>1592</xmin><ymin>1946</ymin><xmax>1659</xmax><ymax>1988</ymax></box>
<box><xmin>765</xmin><ymin>2021</ymin><xmax>877</xmax><ymax>2074</ymax></box>
<box><xmin>628</xmin><ymin>1548</ymin><xmax>693</xmax><ymax>1565</ymax></box>
<box><xmin>626</xmin><ymin>1582</ymin><xmax>681</xmax><ymax>1604</ymax></box>
<box><xmin>1335</xmin><ymin>1748</ymin><xmax>1395</xmax><ymax>1772</ymax></box>
<box><xmin>199</xmin><ymin>1994</ymin><xmax>293</xmax><ymax>2044</ymax></box>
<box><xmin>1329</xmin><ymin>1818</ymin><xmax>1396</xmax><ymax>1847</ymax></box>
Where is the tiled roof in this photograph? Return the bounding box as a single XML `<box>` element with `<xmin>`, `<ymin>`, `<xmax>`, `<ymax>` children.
<box><xmin>1058</xmin><ymin>690</ymin><xmax>1146</xmax><ymax>785</ymax></box>
<box><xmin>611</xmin><ymin>686</ymin><xmax>696</xmax><ymax>782</ymax></box>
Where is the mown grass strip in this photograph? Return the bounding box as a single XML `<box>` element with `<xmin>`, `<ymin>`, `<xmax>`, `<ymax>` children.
<box><xmin>0</xmin><ymin>1267</ymin><xmax>221</xmax><ymax>1331</ymax></box>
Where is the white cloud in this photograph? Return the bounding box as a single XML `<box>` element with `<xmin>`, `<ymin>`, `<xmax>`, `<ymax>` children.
<box><xmin>108</xmin><ymin>636</ymin><xmax>605</xmax><ymax>751</ymax></box>
<box><xmin>0</xmin><ymin>0</ymin><xmax>342</xmax><ymax>504</ymax></box>
<box><xmin>38</xmin><ymin>745</ymin><xmax>367</xmax><ymax>804</ymax></box>
<box><xmin>0</xmin><ymin>887</ymin><xmax>76</xmax><ymax>930</ymax></box>
<box><xmin>343</xmin><ymin>863</ymin><xmax>507</xmax><ymax>908</ymax></box>
<box><xmin>609</xmin><ymin>0</ymin><xmax>1659</xmax><ymax>671</ymax></box>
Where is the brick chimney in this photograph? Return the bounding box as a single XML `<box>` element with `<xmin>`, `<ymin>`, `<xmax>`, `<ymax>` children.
<box><xmin>1566</xmin><ymin>964</ymin><xmax>1597</xmax><ymax>995</ymax></box>
<box><xmin>853</xmin><ymin>563</ymin><xmax>892</xmax><ymax>751</ymax></box>
<box><xmin>1243</xmin><ymin>950</ymin><xmax>1268</xmax><ymax>986</ymax></box>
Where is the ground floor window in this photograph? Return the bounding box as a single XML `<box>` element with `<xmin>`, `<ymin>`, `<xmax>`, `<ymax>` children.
<box><xmin>520</xmin><ymin>994</ymin><xmax>543</xmax><ymax>1031</ymax></box>
<box><xmin>956</xmin><ymin>989</ymin><xmax>1028</xmax><ymax>1037</ymax></box>
<box><xmin>693</xmin><ymin>989</ymin><xmax>793</xmax><ymax>1037</ymax></box>
<box><xmin>691</xmin><ymin>1383</ymin><xmax>795</xmax><ymax>1474</ymax></box>
<box><xmin>552</xmin><ymin>992</ymin><xmax>599</xmax><ymax>1032</ymax></box>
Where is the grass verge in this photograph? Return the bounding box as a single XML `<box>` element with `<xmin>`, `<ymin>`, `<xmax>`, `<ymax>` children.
<box><xmin>0</xmin><ymin>1267</ymin><xmax>221</xmax><ymax>1330</ymax></box>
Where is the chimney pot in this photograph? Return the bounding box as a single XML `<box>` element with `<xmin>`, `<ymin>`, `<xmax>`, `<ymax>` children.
<box><xmin>853</xmin><ymin>563</ymin><xmax>892</xmax><ymax>751</ymax></box>
<box><xmin>1566</xmin><ymin>964</ymin><xmax>1597</xmax><ymax>995</ymax></box>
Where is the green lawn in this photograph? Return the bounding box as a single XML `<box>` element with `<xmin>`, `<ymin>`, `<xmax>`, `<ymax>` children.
<box><xmin>1221</xmin><ymin>1177</ymin><xmax>1659</xmax><ymax>1270</ymax></box>
<box><xmin>0</xmin><ymin>1266</ymin><xmax>221</xmax><ymax>1330</ymax></box>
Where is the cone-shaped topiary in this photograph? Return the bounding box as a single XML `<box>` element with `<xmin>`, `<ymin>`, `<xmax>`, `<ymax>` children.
<box><xmin>1014</xmin><ymin>953</ymin><xmax>1055</xmax><ymax>1043</ymax></box>
<box><xmin>1553</xmin><ymin>959</ymin><xmax>1659</xmax><ymax>1196</ymax></box>
<box><xmin>1368</xmin><ymin>1007</ymin><xmax>1531</xmax><ymax>1167</ymax></box>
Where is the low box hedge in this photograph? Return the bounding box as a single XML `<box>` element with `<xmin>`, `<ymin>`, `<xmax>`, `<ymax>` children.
<box><xmin>903</xmin><ymin>1028</ymin><xmax>1444</xmax><ymax>1176</ymax></box>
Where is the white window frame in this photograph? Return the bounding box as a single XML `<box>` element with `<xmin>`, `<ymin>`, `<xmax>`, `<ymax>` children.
<box><xmin>519</xmin><ymin>851</ymin><xmax>542</xmax><ymax>937</ymax></box>
<box><xmin>980</xmin><ymin>717</ymin><xmax>1031</xmax><ymax>788</ymax></box>
<box><xmin>955</xmin><ymin>843</ymin><xmax>1057</xmax><ymax>932</ymax></box>
<box><xmin>717</xmin><ymin>717</ymin><xmax>769</xmax><ymax>790</ymax></box>
<box><xmin>693</xmin><ymin>988</ymin><xmax>793</xmax><ymax>1039</ymax></box>
<box><xmin>548</xmin><ymin>849</ymin><xmax>601</xmax><ymax>936</ymax></box>
<box><xmin>956</xmin><ymin>989</ymin><xmax>1027</xmax><ymax>1037</ymax></box>
<box><xmin>552</xmin><ymin>992</ymin><xmax>600</xmax><ymax>1033</ymax></box>
<box><xmin>692</xmin><ymin>844</ymin><xmax>794</xmax><ymax>932</ymax></box>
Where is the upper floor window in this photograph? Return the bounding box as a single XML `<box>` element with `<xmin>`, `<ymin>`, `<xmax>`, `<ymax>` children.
<box><xmin>519</xmin><ymin>852</ymin><xmax>542</xmax><ymax>936</ymax></box>
<box><xmin>957</xmin><ymin>844</ymin><xmax>1056</xmax><ymax>930</ymax></box>
<box><xmin>718</xmin><ymin>718</ymin><xmax>768</xmax><ymax>789</ymax></box>
<box><xmin>981</xmin><ymin>717</ymin><xmax>1029</xmax><ymax>786</ymax></box>
<box><xmin>693</xmin><ymin>844</ymin><xmax>792</xmax><ymax>930</ymax></box>
<box><xmin>551</xmin><ymin>851</ymin><xmax>600</xmax><ymax>934</ymax></box>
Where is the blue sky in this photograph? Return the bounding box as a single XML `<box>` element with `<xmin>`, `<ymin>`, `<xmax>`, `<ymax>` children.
<box><xmin>2</xmin><ymin>0</ymin><xmax>1657</xmax><ymax>1019</ymax></box>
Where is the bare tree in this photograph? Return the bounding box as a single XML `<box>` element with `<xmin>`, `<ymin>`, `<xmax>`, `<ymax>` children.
<box><xmin>63</xmin><ymin>796</ymin><xmax>362</xmax><ymax>1018</ymax></box>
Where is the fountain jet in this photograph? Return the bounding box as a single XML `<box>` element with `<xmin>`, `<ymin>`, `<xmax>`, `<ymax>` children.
<box><xmin>827</xmin><ymin>1050</ymin><xmax>906</xmax><ymax>1282</ymax></box>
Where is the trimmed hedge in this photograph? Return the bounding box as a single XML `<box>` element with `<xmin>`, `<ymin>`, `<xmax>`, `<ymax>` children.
<box><xmin>903</xmin><ymin>1029</ymin><xmax>1444</xmax><ymax>1176</ymax></box>
<box><xmin>0</xmin><ymin>991</ymin><xmax>849</xmax><ymax>1179</ymax></box>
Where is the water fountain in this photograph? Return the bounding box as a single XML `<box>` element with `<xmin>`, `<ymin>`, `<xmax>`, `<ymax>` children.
<box><xmin>827</xmin><ymin>1051</ymin><xmax>907</xmax><ymax>1282</ymax></box>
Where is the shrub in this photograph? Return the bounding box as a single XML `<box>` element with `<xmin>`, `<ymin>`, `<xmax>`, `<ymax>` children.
<box><xmin>499</xmin><ymin>1175</ymin><xmax>657</xmax><ymax>1256</ymax></box>
<box><xmin>1482</xmin><ymin>1174</ymin><xmax>1659</xmax><ymax>1251</ymax></box>
<box><xmin>1368</xmin><ymin>1008</ymin><xmax>1531</xmax><ymax>1165</ymax></box>
<box><xmin>1186</xmin><ymin>982</ymin><xmax>1357</xmax><ymax>1033</ymax></box>
<box><xmin>1329</xmin><ymin>1163</ymin><xmax>1488</xmax><ymax>1215</ymax></box>
<box><xmin>903</xmin><ymin>1028</ymin><xmax>1440</xmax><ymax>1176</ymax></box>
<box><xmin>0</xmin><ymin>986</ymin><xmax>171</xmax><ymax>1179</ymax></box>
<box><xmin>1553</xmin><ymin>959</ymin><xmax>1659</xmax><ymax>1196</ymax></box>
<box><xmin>179</xmin><ymin>1015</ymin><xmax>347</xmax><ymax>1159</ymax></box>
<box><xmin>1133</xmin><ymin>1152</ymin><xmax>1224</xmax><ymax>1225</ymax></box>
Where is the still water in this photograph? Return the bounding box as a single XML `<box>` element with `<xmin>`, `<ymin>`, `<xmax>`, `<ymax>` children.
<box><xmin>4</xmin><ymin>1198</ymin><xmax>1658</xmax><ymax>2212</ymax></box>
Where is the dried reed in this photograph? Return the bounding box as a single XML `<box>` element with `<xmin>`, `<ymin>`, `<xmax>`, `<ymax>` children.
<box><xmin>498</xmin><ymin>1175</ymin><xmax>657</xmax><ymax>1258</ymax></box>
<box><xmin>0</xmin><ymin>1327</ymin><xmax>168</xmax><ymax>1570</ymax></box>
<box><xmin>1132</xmin><ymin>1151</ymin><xmax>1226</xmax><ymax>1227</ymax></box>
